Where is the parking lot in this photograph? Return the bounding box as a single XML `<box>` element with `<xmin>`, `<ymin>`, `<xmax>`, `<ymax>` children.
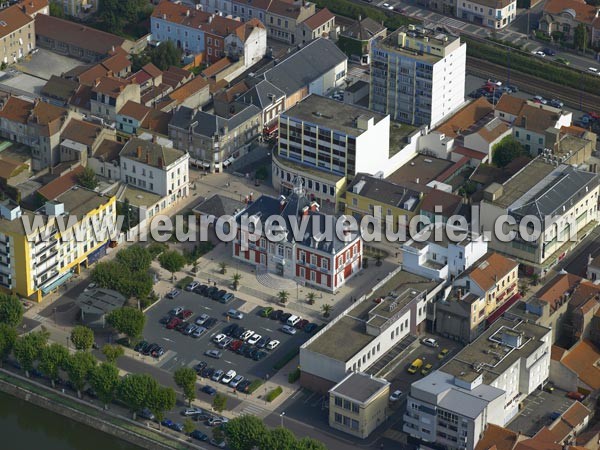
<box><xmin>15</xmin><ymin>48</ymin><xmax>82</xmax><ymax>80</ymax></box>
<box><xmin>141</xmin><ymin>287</ymin><xmax>316</xmax><ymax>387</ymax></box>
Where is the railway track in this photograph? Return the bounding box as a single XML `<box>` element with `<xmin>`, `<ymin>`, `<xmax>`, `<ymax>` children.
<box><xmin>467</xmin><ymin>57</ymin><xmax>600</xmax><ymax>113</ymax></box>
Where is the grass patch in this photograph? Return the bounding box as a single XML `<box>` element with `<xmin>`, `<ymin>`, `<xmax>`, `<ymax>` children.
<box><xmin>273</xmin><ymin>349</ymin><xmax>299</xmax><ymax>371</ymax></box>
<box><xmin>288</xmin><ymin>368</ymin><xmax>301</xmax><ymax>384</ymax></box>
<box><xmin>464</xmin><ymin>37</ymin><xmax>600</xmax><ymax>96</ymax></box>
<box><xmin>247</xmin><ymin>379</ymin><xmax>264</xmax><ymax>394</ymax></box>
<box><xmin>265</xmin><ymin>386</ymin><xmax>283</xmax><ymax>402</ymax></box>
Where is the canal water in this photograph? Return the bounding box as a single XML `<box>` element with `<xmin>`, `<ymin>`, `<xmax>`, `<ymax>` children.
<box><xmin>0</xmin><ymin>391</ymin><xmax>141</xmax><ymax>450</ymax></box>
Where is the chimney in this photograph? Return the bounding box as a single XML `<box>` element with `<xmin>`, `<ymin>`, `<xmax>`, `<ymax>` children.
<box><xmin>136</xmin><ymin>145</ymin><xmax>142</xmax><ymax>159</ymax></box>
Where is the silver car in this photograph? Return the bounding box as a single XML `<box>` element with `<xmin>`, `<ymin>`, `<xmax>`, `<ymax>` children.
<box><xmin>192</xmin><ymin>326</ymin><xmax>207</xmax><ymax>338</ymax></box>
<box><xmin>211</xmin><ymin>369</ymin><xmax>224</xmax><ymax>382</ymax></box>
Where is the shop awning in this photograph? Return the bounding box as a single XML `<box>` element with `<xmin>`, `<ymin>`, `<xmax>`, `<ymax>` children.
<box><xmin>486</xmin><ymin>293</ymin><xmax>522</xmax><ymax>326</ymax></box>
<box><xmin>41</xmin><ymin>271</ymin><xmax>74</xmax><ymax>295</ymax></box>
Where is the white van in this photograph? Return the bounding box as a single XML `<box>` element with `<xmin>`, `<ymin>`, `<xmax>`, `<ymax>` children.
<box><xmin>286</xmin><ymin>315</ymin><xmax>301</xmax><ymax>327</ymax></box>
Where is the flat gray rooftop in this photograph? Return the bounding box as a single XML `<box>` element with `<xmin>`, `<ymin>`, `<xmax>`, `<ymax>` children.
<box><xmin>441</xmin><ymin>317</ymin><xmax>550</xmax><ymax>385</ymax></box>
<box><xmin>330</xmin><ymin>372</ymin><xmax>389</xmax><ymax>404</ymax></box>
<box><xmin>386</xmin><ymin>154</ymin><xmax>453</xmax><ymax>186</ymax></box>
<box><xmin>491</xmin><ymin>159</ymin><xmax>554</xmax><ymax>208</ymax></box>
<box><xmin>283</xmin><ymin>94</ymin><xmax>387</xmax><ymax>137</ymax></box>
<box><xmin>307</xmin><ymin>270</ymin><xmax>439</xmax><ymax>362</ymax></box>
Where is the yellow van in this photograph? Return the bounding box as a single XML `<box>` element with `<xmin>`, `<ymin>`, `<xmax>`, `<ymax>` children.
<box><xmin>408</xmin><ymin>358</ymin><xmax>423</xmax><ymax>374</ymax></box>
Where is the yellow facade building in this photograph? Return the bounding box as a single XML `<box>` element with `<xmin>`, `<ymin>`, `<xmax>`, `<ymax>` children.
<box><xmin>0</xmin><ymin>188</ymin><xmax>116</xmax><ymax>302</ymax></box>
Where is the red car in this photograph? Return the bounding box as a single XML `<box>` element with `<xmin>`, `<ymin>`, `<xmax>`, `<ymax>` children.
<box><xmin>178</xmin><ymin>309</ymin><xmax>193</xmax><ymax>321</ymax></box>
<box><xmin>229</xmin><ymin>339</ymin><xmax>243</xmax><ymax>352</ymax></box>
<box><xmin>567</xmin><ymin>391</ymin><xmax>585</xmax><ymax>401</ymax></box>
<box><xmin>295</xmin><ymin>319</ymin><xmax>309</xmax><ymax>330</ymax></box>
<box><xmin>166</xmin><ymin>317</ymin><xmax>182</xmax><ymax>329</ymax></box>
<box><xmin>588</xmin><ymin>111</ymin><xmax>600</xmax><ymax>120</ymax></box>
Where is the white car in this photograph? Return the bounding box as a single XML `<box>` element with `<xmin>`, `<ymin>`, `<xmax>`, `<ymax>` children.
<box><xmin>266</xmin><ymin>339</ymin><xmax>280</xmax><ymax>350</ymax></box>
<box><xmin>221</xmin><ymin>370</ymin><xmax>236</xmax><ymax>384</ymax></box>
<box><xmin>421</xmin><ymin>338</ymin><xmax>439</xmax><ymax>348</ymax></box>
<box><xmin>382</xmin><ymin>2</ymin><xmax>393</xmax><ymax>9</ymax></box>
<box><xmin>588</xmin><ymin>67</ymin><xmax>599</xmax><ymax>74</ymax></box>
<box><xmin>389</xmin><ymin>390</ymin><xmax>403</xmax><ymax>402</ymax></box>
<box><xmin>247</xmin><ymin>333</ymin><xmax>262</xmax><ymax>345</ymax></box>
<box><xmin>195</xmin><ymin>313</ymin><xmax>210</xmax><ymax>325</ymax></box>
<box><xmin>185</xmin><ymin>281</ymin><xmax>200</xmax><ymax>291</ymax></box>
<box><xmin>532</xmin><ymin>50</ymin><xmax>545</xmax><ymax>57</ymax></box>
<box><xmin>83</xmin><ymin>282</ymin><xmax>97</xmax><ymax>292</ymax></box>
<box><xmin>213</xmin><ymin>333</ymin><xmax>227</xmax><ymax>344</ymax></box>
<box><xmin>241</xmin><ymin>330</ymin><xmax>255</xmax><ymax>341</ymax></box>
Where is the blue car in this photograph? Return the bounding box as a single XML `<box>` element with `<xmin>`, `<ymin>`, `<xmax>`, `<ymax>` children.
<box><xmin>170</xmin><ymin>422</ymin><xmax>184</xmax><ymax>432</ymax></box>
<box><xmin>202</xmin><ymin>385</ymin><xmax>217</xmax><ymax>396</ymax></box>
<box><xmin>190</xmin><ymin>430</ymin><xmax>208</xmax><ymax>441</ymax></box>
<box><xmin>161</xmin><ymin>419</ymin><xmax>174</xmax><ymax>428</ymax></box>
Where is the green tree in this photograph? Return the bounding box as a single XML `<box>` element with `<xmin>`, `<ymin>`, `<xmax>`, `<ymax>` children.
<box><xmin>66</xmin><ymin>351</ymin><xmax>96</xmax><ymax>398</ymax></box>
<box><xmin>574</xmin><ymin>23</ymin><xmax>588</xmax><ymax>51</ymax></box>
<box><xmin>212</xmin><ymin>392</ymin><xmax>227</xmax><ymax>413</ymax></box>
<box><xmin>13</xmin><ymin>330</ymin><xmax>48</xmax><ymax>377</ymax></box>
<box><xmin>232</xmin><ymin>273</ymin><xmax>242</xmax><ymax>291</ymax></box>
<box><xmin>49</xmin><ymin>0</ymin><xmax>65</xmax><ymax>18</ymax></box>
<box><xmin>223</xmin><ymin>415</ymin><xmax>267</xmax><ymax>450</ymax></box>
<box><xmin>101</xmin><ymin>344</ymin><xmax>124</xmax><ymax>364</ymax></box>
<box><xmin>173</xmin><ymin>367</ymin><xmax>197</xmax><ymax>406</ymax></box>
<box><xmin>90</xmin><ymin>362</ymin><xmax>120</xmax><ymax>410</ymax></box>
<box><xmin>307</xmin><ymin>292</ymin><xmax>316</xmax><ymax>305</ymax></box>
<box><xmin>260</xmin><ymin>427</ymin><xmax>297</xmax><ymax>450</ymax></box>
<box><xmin>38</xmin><ymin>343</ymin><xmax>69</xmax><ymax>388</ymax></box>
<box><xmin>0</xmin><ymin>324</ymin><xmax>17</xmax><ymax>366</ymax></box>
<box><xmin>148</xmin><ymin>386</ymin><xmax>176</xmax><ymax>426</ymax></box>
<box><xmin>149</xmin><ymin>41</ymin><xmax>183</xmax><ymax>70</ymax></box>
<box><xmin>116</xmin><ymin>245</ymin><xmax>152</xmax><ymax>273</ymax></box>
<box><xmin>70</xmin><ymin>325</ymin><xmax>94</xmax><ymax>351</ymax></box>
<box><xmin>183</xmin><ymin>418</ymin><xmax>195</xmax><ymax>435</ymax></box>
<box><xmin>295</xmin><ymin>437</ymin><xmax>328</xmax><ymax>450</ymax></box>
<box><xmin>158</xmin><ymin>250</ymin><xmax>186</xmax><ymax>280</ymax></box>
<box><xmin>97</xmin><ymin>0</ymin><xmax>147</xmax><ymax>34</ymax></box>
<box><xmin>0</xmin><ymin>293</ymin><xmax>23</xmax><ymax>327</ymax></box>
<box><xmin>277</xmin><ymin>290</ymin><xmax>289</xmax><ymax>305</ymax></box>
<box><xmin>321</xmin><ymin>304</ymin><xmax>333</xmax><ymax>318</ymax></box>
<box><xmin>106</xmin><ymin>307</ymin><xmax>146</xmax><ymax>344</ymax></box>
<box><xmin>118</xmin><ymin>373</ymin><xmax>157</xmax><ymax>419</ymax></box>
<box><xmin>77</xmin><ymin>167</ymin><xmax>98</xmax><ymax>190</ymax></box>
<box><xmin>492</xmin><ymin>135</ymin><xmax>527</xmax><ymax>167</ymax></box>
<box><xmin>219</xmin><ymin>262</ymin><xmax>228</xmax><ymax>275</ymax></box>
<box><xmin>213</xmin><ymin>427</ymin><xmax>226</xmax><ymax>446</ymax></box>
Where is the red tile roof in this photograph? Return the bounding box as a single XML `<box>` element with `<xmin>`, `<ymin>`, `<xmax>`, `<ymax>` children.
<box><xmin>302</xmin><ymin>8</ymin><xmax>335</xmax><ymax>31</ymax></box>
<box><xmin>544</xmin><ymin>0</ymin><xmax>599</xmax><ymax>25</ymax></box>
<box><xmin>461</xmin><ymin>252</ymin><xmax>519</xmax><ymax>292</ymax></box>
<box><xmin>420</xmin><ymin>188</ymin><xmax>463</xmax><ymax>217</ymax></box>
<box><xmin>38</xmin><ymin>166</ymin><xmax>84</xmax><ymax>200</ymax></box>
<box><xmin>169</xmin><ymin>76</ymin><xmax>209</xmax><ymax>103</ymax></box>
<box><xmin>119</xmin><ymin>100</ymin><xmax>151</xmax><ymax>122</ymax></box>
<box><xmin>560</xmin><ymin>339</ymin><xmax>600</xmax><ymax>389</ymax></box>
<box><xmin>536</xmin><ymin>273</ymin><xmax>582</xmax><ymax>310</ymax></box>
<box><xmin>17</xmin><ymin>0</ymin><xmax>49</xmax><ymax>16</ymax></box>
<box><xmin>153</xmin><ymin>0</ymin><xmax>241</xmax><ymax>37</ymax></box>
<box><xmin>453</xmin><ymin>146</ymin><xmax>488</xmax><ymax>160</ymax></box>
<box><xmin>0</xmin><ymin>5</ymin><xmax>33</xmax><ymax>39</ymax></box>
<box><xmin>474</xmin><ymin>424</ymin><xmax>518</xmax><ymax>450</ymax></box>
<box><xmin>435</xmin><ymin>97</ymin><xmax>494</xmax><ymax>139</ymax></box>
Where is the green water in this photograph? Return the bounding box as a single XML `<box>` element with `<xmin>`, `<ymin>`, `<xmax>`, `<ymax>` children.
<box><xmin>0</xmin><ymin>391</ymin><xmax>141</xmax><ymax>450</ymax></box>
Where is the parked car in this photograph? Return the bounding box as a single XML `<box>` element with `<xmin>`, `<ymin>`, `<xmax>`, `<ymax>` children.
<box><xmin>588</xmin><ymin>67</ymin><xmax>599</xmax><ymax>75</ymax></box>
<box><xmin>159</xmin><ymin>315</ymin><xmax>172</xmax><ymax>325</ymax></box>
<box><xmin>195</xmin><ymin>313</ymin><xmax>210</xmax><ymax>325</ymax></box>
<box><xmin>281</xmin><ymin>325</ymin><xmax>297</xmax><ymax>335</ymax></box>
<box><xmin>206</xmin><ymin>286</ymin><xmax>219</xmax><ymax>298</ymax></box>
<box><xmin>175</xmin><ymin>321</ymin><xmax>187</xmax><ymax>332</ymax></box>
<box><xmin>193</xmin><ymin>284</ymin><xmax>209</xmax><ymax>295</ymax></box>
<box><xmin>204</xmin><ymin>318</ymin><xmax>218</xmax><ymax>329</ymax></box>
<box><xmin>209</xmin><ymin>438</ymin><xmax>226</xmax><ymax>448</ymax></box>
<box><xmin>178</xmin><ymin>309</ymin><xmax>193</xmax><ymax>321</ymax></box>
<box><xmin>220</xmin><ymin>293</ymin><xmax>235</xmax><ymax>304</ymax></box>
<box><xmin>260</xmin><ymin>307</ymin><xmax>273</xmax><ymax>318</ymax></box>
<box><xmin>304</xmin><ymin>323</ymin><xmax>318</xmax><ymax>333</ymax></box>
<box><xmin>542</xmin><ymin>47</ymin><xmax>556</xmax><ymax>56</ymax></box>
<box><xmin>421</xmin><ymin>338</ymin><xmax>439</xmax><ymax>348</ymax></box>
<box><xmin>438</xmin><ymin>348</ymin><xmax>449</xmax><ymax>359</ymax></box>
<box><xmin>134</xmin><ymin>340</ymin><xmax>148</xmax><ymax>352</ymax></box>
<box><xmin>204</xmin><ymin>349</ymin><xmax>222</xmax><ymax>359</ymax></box>
<box><xmin>229</xmin><ymin>339</ymin><xmax>243</xmax><ymax>352</ymax></box>
<box><xmin>241</xmin><ymin>330</ymin><xmax>255</xmax><ymax>341</ymax></box>
<box><xmin>151</xmin><ymin>346</ymin><xmax>165</xmax><ymax>358</ymax></box>
<box><xmin>211</xmin><ymin>289</ymin><xmax>226</xmax><ymax>301</ymax></box>
<box><xmin>183</xmin><ymin>323</ymin><xmax>197</xmax><ymax>335</ymax></box>
<box><xmin>206</xmin><ymin>417</ymin><xmax>229</xmax><ymax>427</ymax></box>
<box><xmin>182</xmin><ymin>407</ymin><xmax>204</xmax><ymax>416</ymax></box>
<box><xmin>269</xmin><ymin>309</ymin><xmax>283</xmax><ymax>320</ymax></box>
<box><xmin>532</xmin><ymin>50</ymin><xmax>545</xmax><ymax>57</ymax></box>
<box><xmin>382</xmin><ymin>2</ymin><xmax>393</xmax><ymax>9</ymax></box>
<box><xmin>555</xmin><ymin>57</ymin><xmax>570</xmax><ymax>65</ymax></box>
<box><xmin>139</xmin><ymin>408</ymin><xmax>155</xmax><ymax>420</ymax></box>
<box><xmin>217</xmin><ymin>336</ymin><xmax>233</xmax><ymax>349</ymax></box>
<box><xmin>231</xmin><ymin>326</ymin><xmax>245</xmax><ymax>339</ymax></box>
<box><xmin>567</xmin><ymin>391</ymin><xmax>586</xmax><ymax>401</ymax></box>
<box><xmin>247</xmin><ymin>333</ymin><xmax>261</xmax><ymax>345</ymax></box>
<box><xmin>221</xmin><ymin>370</ymin><xmax>236</xmax><ymax>384</ymax></box>
<box><xmin>266</xmin><ymin>340</ymin><xmax>280</xmax><ymax>350</ymax></box>
<box><xmin>421</xmin><ymin>363</ymin><xmax>433</xmax><ymax>375</ymax></box>
<box><xmin>143</xmin><ymin>343</ymin><xmax>159</xmax><ymax>355</ymax></box>
<box><xmin>201</xmin><ymin>367</ymin><xmax>215</xmax><ymax>378</ymax></box>
<box><xmin>389</xmin><ymin>390</ymin><xmax>403</xmax><ymax>402</ymax></box>
<box><xmin>192</xmin><ymin>326</ymin><xmax>207</xmax><ymax>338</ymax></box>
<box><xmin>253</xmin><ymin>350</ymin><xmax>268</xmax><ymax>361</ymax></box>
<box><xmin>170</xmin><ymin>422</ymin><xmax>184</xmax><ymax>432</ymax></box>
<box><xmin>549</xmin><ymin>98</ymin><xmax>564</xmax><ymax>108</ymax></box>
<box><xmin>229</xmin><ymin>375</ymin><xmax>245</xmax><ymax>389</ymax></box>
<box><xmin>408</xmin><ymin>358</ymin><xmax>423</xmax><ymax>374</ymax></box>
<box><xmin>211</xmin><ymin>369</ymin><xmax>225</xmax><ymax>382</ymax></box>
<box><xmin>190</xmin><ymin>430</ymin><xmax>208</xmax><ymax>441</ymax></box>
<box><xmin>280</xmin><ymin>312</ymin><xmax>292</xmax><ymax>323</ymax></box>
<box><xmin>296</xmin><ymin>319</ymin><xmax>309</xmax><ymax>330</ymax></box>
<box><xmin>226</xmin><ymin>309</ymin><xmax>244</xmax><ymax>320</ymax></box>
<box><xmin>167</xmin><ymin>289</ymin><xmax>181</xmax><ymax>299</ymax></box>
<box><xmin>193</xmin><ymin>361</ymin><xmax>207</xmax><ymax>373</ymax></box>
<box><xmin>166</xmin><ymin>317</ymin><xmax>182</xmax><ymax>329</ymax></box>
<box><xmin>185</xmin><ymin>281</ymin><xmax>200</xmax><ymax>291</ymax></box>
<box><xmin>549</xmin><ymin>411</ymin><xmax>561</xmax><ymax>421</ymax></box>
<box><xmin>213</xmin><ymin>333</ymin><xmax>227</xmax><ymax>344</ymax></box>
<box><xmin>169</xmin><ymin>307</ymin><xmax>184</xmax><ymax>316</ymax></box>
<box><xmin>237</xmin><ymin>379</ymin><xmax>252</xmax><ymax>393</ymax></box>
<box><xmin>256</xmin><ymin>336</ymin><xmax>271</xmax><ymax>349</ymax></box>
<box><xmin>223</xmin><ymin>323</ymin><xmax>239</xmax><ymax>336</ymax></box>
<box><xmin>202</xmin><ymin>385</ymin><xmax>217</xmax><ymax>396</ymax></box>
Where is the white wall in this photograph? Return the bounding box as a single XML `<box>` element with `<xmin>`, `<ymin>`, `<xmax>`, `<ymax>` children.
<box><xmin>418</xmin><ymin>131</ymin><xmax>455</xmax><ymax>159</ymax></box>
<box><xmin>120</xmin><ymin>153</ymin><xmax>189</xmax><ymax>198</ymax></box>
<box><xmin>429</xmin><ymin>43</ymin><xmax>466</xmax><ymax>128</ymax></box>
<box><xmin>244</xmin><ymin>26</ymin><xmax>267</xmax><ymax>67</ymax></box>
<box><xmin>354</xmin><ymin>115</ymin><xmax>391</xmax><ymax>175</ymax></box>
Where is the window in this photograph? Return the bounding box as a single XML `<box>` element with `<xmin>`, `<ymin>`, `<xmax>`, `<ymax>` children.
<box><xmin>335</xmin><ymin>396</ymin><xmax>342</xmax><ymax>407</ymax></box>
<box><xmin>334</xmin><ymin>413</ymin><xmax>343</xmax><ymax>423</ymax></box>
<box><xmin>352</xmin><ymin>197</ymin><xmax>357</xmax><ymax>207</ymax></box>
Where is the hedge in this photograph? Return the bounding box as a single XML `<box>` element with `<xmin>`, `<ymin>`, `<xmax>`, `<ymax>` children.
<box><xmin>247</xmin><ymin>379</ymin><xmax>264</xmax><ymax>394</ymax></box>
<box><xmin>288</xmin><ymin>368</ymin><xmax>301</xmax><ymax>384</ymax></box>
<box><xmin>273</xmin><ymin>349</ymin><xmax>299</xmax><ymax>371</ymax></box>
<box><xmin>265</xmin><ymin>386</ymin><xmax>283</xmax><ymax>402</ymax></box>
<box><xmin>464</xmin><ymin>37</ymin><xmax>600</xmax><ymax>96</ymax></box>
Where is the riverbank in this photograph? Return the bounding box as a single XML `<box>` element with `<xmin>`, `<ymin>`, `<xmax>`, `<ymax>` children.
<box><xmin>0</xmin><ymin>368</ymin><xmax>196</xmax><ymax>450</ymax></box>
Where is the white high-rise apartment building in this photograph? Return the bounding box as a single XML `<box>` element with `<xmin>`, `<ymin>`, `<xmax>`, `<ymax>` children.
<box><xmin>370</xmin><ymin>24</ymin><xmax>466</xmax><ymax>128</ymax></box>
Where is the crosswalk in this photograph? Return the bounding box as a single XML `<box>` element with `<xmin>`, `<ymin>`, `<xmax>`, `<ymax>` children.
<box><xmin>30</xmin><ymin>313</ymin><xmax>47</xmax><ymax>323</ymax></box>
<box><xmin>237</xmin><ymin>403</ymin><xmax>270</xmax><ymax>418</ymax></box>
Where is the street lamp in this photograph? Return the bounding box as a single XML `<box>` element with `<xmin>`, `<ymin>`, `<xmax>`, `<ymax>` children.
<box><xmin>66</xmin><ymin>336</ymin><xmax>69</xmax><ymax>349</ymax></box>
<box><xmin>280</xmin><ymin>411</ymin><xmax>286</xmax><ymax>428</ymax></box>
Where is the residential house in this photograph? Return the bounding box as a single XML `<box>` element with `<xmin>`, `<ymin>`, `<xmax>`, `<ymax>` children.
<box><xmin>35</xmin><ymin>14</ymin><xmax>133</xmax><ymax>62</ymax></box>
<box><xmin>550</xmin><ymin>339</ymin><xmax>600</xmax><ymax>394</ymax></box>
<box><xmin>456</xmin><ymin>0</ymin><xmax>517</xmax><ymax>29</ymax></box>
<box><xmin>167</xmin><ymin>76</ymin><xmax>210</xmax><ymax>110</ymax></box>
<box><xmin>259</xmin><ymin>38</ymin><xmax>347</xmax><ymax>109</ymax></box>
<box><xmin>16</xmin><ymin>0</ymin><xmax>50</xmax><ymax>17</ymax></box>
<box><xmin>119</xmin><ymin>137</ymin><xmax>189</xmax><ymax>212</ymax></box>
<box><xmin>59</xmin><ymin>117</ymin><xmax>115</xmax><ymax>163</ymax></box>
<box><xmin>474</xmin><ymin>424</ymin><xmax>519</xmax><ymax>450</ymax></box>
<box><xmin>37</xmin><ymin>165</ymin><xmax>85</xmax><ymax>201</ymax></box>
<box><xmin>540</xmin><ymin>0</ymin><xmax>600</xmax><ymax>46</ymax></box>
<box><xmin>169</xmin><ymin>104</ymin><xmax>261</xmax><ymax>172</ymax></box>
<box><xmin>0</xmin><ymin>189</ymin><xmax>116</xmax><ymax>302</ymax></box>
<box><xmin>87</xmin><ymin>138</ymin><xmax>123</xmax><ymax>180</ymax></box>
<box><xmin>480</xmin><ymin>158</ymin><xmax>599</xmax><ymax>275</ymax></box>
<box><xmin>117</xmin><ymin>101</ymin><xmax>154</xmax><ymax>135</ymax></box>
<box><xmin>223</xmin><ymin>18</ymin><xmax>267</xmax><ymax>69</ymax></box>
<box><xmin>0</xmin><ymin>5</ymin><xmax>35</xmax><ymax>64</ymax></box>
<box><xmin>401</xmin><ymin>222</ymin><xmax>488</xmax><ymax>281</ymax></box>
<box><xmin>41</xmin><ymin>76</ymin><xmax>79</xmax><ymax>107</ymax></box>
<box><xmin>0</xmin><ymin>96</ymin><xmax>72</xmax><ymax>170</ymax></box>
<box><xmin>370</xmin><ymin>25</ymin><xmax>466</xmax><ymax>127</ymax></box>
<box><xmin>328</xmin><ymin>372</ymin><xmax>389</xmax><ymax>439</ymax></box>
<box><xmin>463</xmin><ymin>117</ymin><xmax>512</xmax><ymax>159</ymax></box>
<box><xmin>338</xmin><ymin>16</ymin><xmax>387</xmax><ymax>63</ymax></box>
<box><xmin>296</xmin><ymin>8</ymin><xmax>335</xmax><ymax>45</ymax></box>
<box><xmin>547</xmin><ymin>400</ymin><xmax>592</xmax><ymax>445</ymax></box>
<box><xmin>419</xmin><ymin>188</ymin><xmax>464</xmax><ymax>225</ymax></box>
<box><xmin>90</xmin><ymin>76</ymin><xmax>141</xmax><ymax>121</ymax></box>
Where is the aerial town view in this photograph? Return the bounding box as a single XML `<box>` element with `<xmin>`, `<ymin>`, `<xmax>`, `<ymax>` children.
<box><xmin>1</xmin><ymin>0</ymin><xmax>600</xmax><ymax>449</ymax></box>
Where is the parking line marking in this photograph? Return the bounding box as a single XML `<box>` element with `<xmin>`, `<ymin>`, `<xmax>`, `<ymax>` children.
<box><xmin>311</xmin><ymin>396</ymin><xmax>324</xmax><ymax>407</ymax></box>
<box><xmin>261</xmin><ymin>327</ymin><xmax>273</xmax><ymax>332</ymax></box>
<box><xmin>224</xmin><ymin>360</ymin><xmax>233</xmax><ymax>364</ymax></box>
<box><xmin>162</xmin><ymin>337</ymin><xmax>174</xmax><ymax>342</ymax></box>
<box><xmin>303</xmin><ymin>392</ymin><xmax>316</xmax><ymax>404</ymax></box>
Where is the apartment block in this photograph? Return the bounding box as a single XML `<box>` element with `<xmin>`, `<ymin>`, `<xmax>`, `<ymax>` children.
<box><xmin>0</xmin><ymin>5</ymin><xmax>35</xmax><ymax>64</ymax></box>
<box><xmin>370</xmin><ymin>25</ymin><xmax>466</xmax><ymax>127</ymax></box>
<box><xmin>90</xmin><ymin>77</ymin><xmax>141</xmax><ymax>121</ymax></box>
<box><xmin>0</xmin><ymin>189</ymin><xmax>116</xmax><ymax>302</ymax></box>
